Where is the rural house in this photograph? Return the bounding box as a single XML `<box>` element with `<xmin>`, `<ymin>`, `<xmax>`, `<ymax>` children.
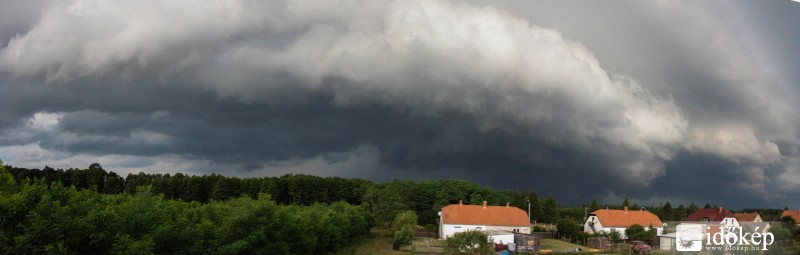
<box><xmin>734</xmin><ymin>212</ymin><xmax>763</xmax><ymax>222</ymax></box>
<box><xmin>686</xmin><ymin>207</ymin><xmax>735</xmax><ymax>223</ymax></box>
<box><xmin>438</xmin><ymin>201</ymin><xmax>531</xmax><ymax>240</ymax></box>
<box><xmin>781</xmin><ymin>209</ymin><xmax>800</xmax><ymax>227</ymax></box>
<box><xmin>583</xmin><ymin>207</ymin><xmax>663</xmax><ymax>239</ymax></box>
<box><xmin>686</xmin><ymin>207</ymin><xmax>740</xmax><ymax>229</ymax></box>
<box><xmin>685</xmin><ymin>207</ymin><xmax>740</xmax><ymax>236</ymax></box>
<box><xmin>735</xmin><ymin>212</ymin><xmax>770</xmax><ymax>233</ymax></box>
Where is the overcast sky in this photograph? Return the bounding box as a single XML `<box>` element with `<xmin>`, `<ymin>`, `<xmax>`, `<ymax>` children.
<box><xmin>1</xmin><ymin>0</ymin><xmax>799</xmax><ymax>209</ymax></box>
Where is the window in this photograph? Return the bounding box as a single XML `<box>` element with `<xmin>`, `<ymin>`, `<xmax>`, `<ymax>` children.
<box><xmin>476</xmin><ymin>227</ymin><xmax>482</xmax><ymax>230</ymax></box>
<box><xmin>454</xmin><ymin>226</ymin><xmax>461</xmax><ymax>229</ymax></box>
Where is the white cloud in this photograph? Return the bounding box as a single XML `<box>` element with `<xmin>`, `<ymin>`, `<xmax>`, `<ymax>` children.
<box><xmin>685</xmin><ymin>125</ymin><xmax>782</xmax><ymax>164</ymax></box>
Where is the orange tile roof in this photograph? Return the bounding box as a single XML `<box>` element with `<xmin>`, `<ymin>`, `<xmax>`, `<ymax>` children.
<box><xmin>590</xmin><ymin>209</ymin><xmax>663</xmax><ymax>228</ymax></box>
<box><xmin>781</xmin><ymin>210</ymin><xmax>800</xmax><ymax>223</ymax></box>
<box><xmin>734</xmin><ymin>212</ymin><xmax>759</xmax><ymax>222</ymax></box>
<box><xmin>441</xmin><ymin>204</ymin><xmax>530</xmax><ymax>226</ymax></box>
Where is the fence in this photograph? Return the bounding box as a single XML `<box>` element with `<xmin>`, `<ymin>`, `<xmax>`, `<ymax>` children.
<box><xmin>587</xmin><ymin>237</ymin><xmax>613</xmax><ymax>251</ymax></box>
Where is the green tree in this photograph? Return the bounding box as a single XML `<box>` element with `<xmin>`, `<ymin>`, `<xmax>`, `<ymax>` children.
<box><xmin>556</xmin><ymin>218</ymin><xmax>582</xmax><ymax>242</ymax></box>
<box><xmin>589</xmin><ymin>197</ymin><xmax>600</xmax><ymax>213</ymax></box>
<box><xmin>528</xmin><ymin>189</ymin><xmax>541</xmax><ymax>223</ymax></box>
<box><xmin>687</xmin><ymin>202</ymin><xmax>699</xmax><ymax>215</ymax></box>
<box><xmin>622</xmin><ymin>196</ymin><xmax>630</xmax><ymax>209</ymax></box>
<box><xmin>607</xmin><ymin>231</ymin><xmax>622</xmax><ymax>244</ymax></box>
<box><xmin>0</xmin><ymin>159</ymin><xmax>16</xmax><ymax>194</ymax></box>
<box><xmin>674</xmin><ymin>204</ymin><xmax>686</xmax><ymax>222</ymax></box>
<box><xmin>661</xmin><ymin>202</ymin><xmax>673</xmax><ymax>222</ymax></box>
<box><xmin>104</xmin><ymin>172</ymin><xmax>125</xmax><ymax>194</ymax></box>
<box><xmin>444</xmin><ymin>230</ymin><xmax>494</xmax><ymax>255</ymax></box>
<box><xmin>625</xmin><ymin>224</ymin><xmax>645</xmax><ymax>241</ymax></box>
<box><xmin>392</xmin><ymin>210</ymin><xmax>417</xmax><ymax>250</ymax></box>
<box><xmin>541</xmin><ymin>194</ymin><xmax>558</xmax><ymax>224</ymax></box>
<box><xmin>704</xmin><ymin>203</ymin><xmax>711</xmax><ymax>209</ymax></box>
<box><xmin>364</xmin><ymin>185</ymin><xmax>408</xmax><ymax>227</ymax></box>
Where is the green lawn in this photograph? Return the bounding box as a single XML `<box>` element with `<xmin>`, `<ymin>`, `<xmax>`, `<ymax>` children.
<box><xmin>539</xmin><ymin>239</ymin><xmax>596</xmax><ymax>253</ymax></box>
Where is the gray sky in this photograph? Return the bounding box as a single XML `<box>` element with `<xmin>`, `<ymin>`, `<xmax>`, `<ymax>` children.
<box><xmin>1</xmin><ymin>0</ymin><xmax>798</xmax><ymax>208</ymax></box>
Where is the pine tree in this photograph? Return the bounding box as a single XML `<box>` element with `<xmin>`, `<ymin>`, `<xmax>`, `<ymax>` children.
<box><xmin>623</xmin><ymin>196</ymin><xmax>630</xmax><ymax>208</ymax></box>
<box><xmin>528</xmin><ymin>189</ymin><xmax>541</xmax><ymax>222</ymax></box>
<box><xmin>542</xmin><ymin>194</ymin><xmax>558</xmax><ymax>224</ymax></box>
<box><xmin>589</xmin><ymin>197</ymin><xmax>600</xmax><ymax>213</ymax></box>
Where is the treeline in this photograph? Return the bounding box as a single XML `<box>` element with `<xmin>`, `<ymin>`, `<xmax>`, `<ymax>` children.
<box><xmin>6</xmin><ymin>163</ymin><xmax>371</xmax><ymax>205</ymax></box>
<box><xmin>4</xmin><ymin>164</ymin><xmax>559</xmax><ymax>227</ymax></box>
<box><xmin>0</xmin><ymin>165</ymin><xmax>372</xmax><ymax>254</ymax></box>
<box><xmin>5</xmin><ymin>163</ymin><xmax>762</xmax><ymax>229</ymax></box>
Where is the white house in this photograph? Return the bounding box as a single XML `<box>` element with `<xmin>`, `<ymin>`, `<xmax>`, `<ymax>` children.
<box><xmin>583</xmin><ymin>207</ymin><xmax>664</xmax><ymax>240</ymax></box>
<box><xmin>438</xmin><ymin>201</ymin><xmax>530</xmax><ymax>239</ymax></box>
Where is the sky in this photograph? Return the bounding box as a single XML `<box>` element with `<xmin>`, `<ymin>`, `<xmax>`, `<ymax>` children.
<box><xmin>0</xmin><ymin>0</ymin><xmax>799</xmax><ymax>209</ymax></box>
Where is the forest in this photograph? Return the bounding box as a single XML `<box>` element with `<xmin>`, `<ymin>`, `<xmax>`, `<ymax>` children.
<box><xmin>2</xmin><ymin>162</ymin><xmax>792</xmax><ymax>254</ymax></box>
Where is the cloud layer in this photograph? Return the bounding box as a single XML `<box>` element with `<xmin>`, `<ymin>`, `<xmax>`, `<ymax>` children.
<box><xmin>1</xmin><ymin>0</ymin><xmax>798</xmax><ymax>208</ymax></box>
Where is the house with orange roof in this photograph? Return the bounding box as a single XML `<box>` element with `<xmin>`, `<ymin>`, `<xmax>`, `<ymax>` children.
<box><xmin>583</xmin><ymin>207</ymin><xmax>663</xmax><ymax>240</ymax></box>
<box><xmin>438</xmin><ymin>201</ymin><xmax>531</xmax><ymax>240</ymax></box>
<box><xmin>734</xmin><ymin>212</ymin><xmax>763</xmax><ymax>223</ymax></box>
<box><xmin>781</xmin><ymin>209</ymin><xmax>800</xmax><ymax>226</ymax></box>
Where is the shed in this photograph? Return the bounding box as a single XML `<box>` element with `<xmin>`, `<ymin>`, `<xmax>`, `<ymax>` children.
<box><xmin>658</xmin><ymin>233</ymin><xmax>676</xmax><ymax>251</ymax></box>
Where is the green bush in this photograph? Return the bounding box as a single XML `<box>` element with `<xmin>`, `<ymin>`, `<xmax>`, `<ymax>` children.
<box><xmin>392</xmin><ymin>210</ymin><xmax>417</xmax><ymax>250</ymax></box>
<box><xmin>443</xmin><ymin>230</ymin><xmax>494</xmax><ymax>255</ymax></box>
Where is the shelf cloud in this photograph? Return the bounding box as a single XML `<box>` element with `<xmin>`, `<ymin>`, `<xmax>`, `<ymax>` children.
<box><xmin>1</xmin><ymin>0</ymin><xmax>799</xmax><ymax>208</ymax></box>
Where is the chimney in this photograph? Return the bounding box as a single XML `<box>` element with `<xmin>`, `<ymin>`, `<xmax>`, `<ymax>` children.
<box><xmin>459</xmin><ymin>200</ymin><xmax>463</xmax><ymax>206</ymax></box>
<box><xmin>640</xmin><ymin>207</ymin><xmax>643</xmax><ymax>211</ymax></box>
<box><xmin>719</xmin><ymin>207</ymin><xmax>723</xmax><ymax>213</ymax></box>
<box><xmin>624</xmin><ymin>206</ymin><xmax>628</xmax><ymax>213</ymax></box>
<box><xmin>483</xmin><ymin>201</ymin><xmax>488</xmax><ymax>208</ymax></box>
<box><xmin>506</xmin><ymin>202</ymin><xmax>510</xmax><ymax>208</ymax></box>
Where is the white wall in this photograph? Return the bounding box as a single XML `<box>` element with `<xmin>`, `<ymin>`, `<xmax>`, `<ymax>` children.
<box><xmin>441</xmin><ymin>224</ymin><xmax>530</xmax><ymax>239</ymax></box>
<box><xmin>659</xmin><ymin>236</ymin><xmax>674</xmax><ymax>250</ymax></box>
<box><xmin>486</xmin><ymin>225</ymin><xmax>530</xmax><ymax>234</ymax></box>
<box><xmin>488</xmin><ymin>233</ymin><xmax>515</xmax><ymax>244</ymax></box>
<box><xmin>441</xmin><ymin>224</ymin><xmax>487</xmax><ymax>239</ymax></box>
<box><xmin>584</xmin><ymin>216</ymin><xmax>604</xmax><ymax>234</ymax></box>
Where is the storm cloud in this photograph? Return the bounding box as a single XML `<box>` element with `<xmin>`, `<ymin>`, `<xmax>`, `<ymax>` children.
<box><xmin>1</xmin><ymin>0</ymin><xmax>798</xmax><ymax>208</ymax></box>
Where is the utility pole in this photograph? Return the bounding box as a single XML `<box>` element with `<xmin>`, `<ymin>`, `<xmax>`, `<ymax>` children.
<box><xmin>528</xmin><ymin>200</ymin><xmax>532</xmax><ymax>223</ymax></box>
<box><xmin>584</xmin><ymin>207</ymin><xmax>588</xmax><ymax>221</ymax></box>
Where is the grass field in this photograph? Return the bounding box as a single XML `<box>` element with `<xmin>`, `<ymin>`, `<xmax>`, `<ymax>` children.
<box><xmin>538</xmin><ymin>239</ymin><xmax>597</xmax><ymax>253</ymax></box>
<box><xmin>334</xmin><ymin>229</ymin><xmax>414</xmax><ymax>255</ymax></box>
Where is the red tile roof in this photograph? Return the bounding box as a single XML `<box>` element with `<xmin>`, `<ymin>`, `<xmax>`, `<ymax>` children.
<box><xmin>734</xmin><ymin>212</ymin><xmax>759</xmax><ymax>222</ymax></box>
<box><xmin>686</xmin><ymin>208</ymin><xmax>734</xmax><ymax>222</ymax></box>
<box><xmin>590</xmin><ymin>208</ymin><xmax>663</xmax><ymax>228</ymax></box>
<box><xmin>441</xmin><ymin>204</ymin><xmax>530</xmax><ymax>226</ymax></box>
<box><xmin>781</xmin><ymin>210</ymin><xmax>800</xmax><ymax>223</ymax></box>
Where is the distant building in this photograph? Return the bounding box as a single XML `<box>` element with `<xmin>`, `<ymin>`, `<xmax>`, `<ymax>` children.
<box><xmin>583</xmin><ymin>207</ymin><xmax>663</xmax><ymax>239</ymax></box>
<box><xmin>735</xmin><ymin>212</ymin><xmax>770</xmax><ymax>233</ymax></box>
<box><xmin>438</xmin><ymin>201</ymin><xmax>530</xmax><ymax>240</ymax></box>
<box><xmin>685</xmin><ymin>207</ymin><xmax>735</xmax><ymax>223</ymax></box>
<box><xmin>781</xmin><ymin>209</ymin><xmax>800</xmax><ymax>226</ymax></box>
<box><xmin>734</xmin><ymin>212</ymin><xmax>763</xmax><ymax>223</ymax></box>
<box><xmin>685</xmin><ymin>207</ymin><xmax>740</xmax><ymax>236</ymax></box>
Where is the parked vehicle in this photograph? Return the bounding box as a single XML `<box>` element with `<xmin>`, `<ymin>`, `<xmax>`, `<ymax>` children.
<box><xmin>630</xmin><ymin>241</ymin><xmax>651</xmax><ymax>254</ymax></box>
